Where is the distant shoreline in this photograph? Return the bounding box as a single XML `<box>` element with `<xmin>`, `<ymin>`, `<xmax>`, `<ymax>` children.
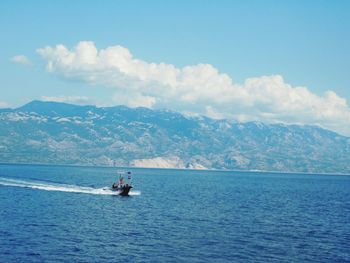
<box><xmin>0</xmin><ymin>161</ymin><xmax>349</xmax><ymax>177</ymax></box>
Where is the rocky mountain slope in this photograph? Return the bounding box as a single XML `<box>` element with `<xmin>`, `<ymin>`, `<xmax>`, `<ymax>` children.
<box><xmin>0</xmin><ymin>100</ymin><xmax>349</xmax><ymax>173</ymax></box>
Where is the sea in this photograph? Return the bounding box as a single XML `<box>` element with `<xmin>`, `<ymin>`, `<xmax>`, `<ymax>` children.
<box><xmin>0</xmin><ymin>163</ymin><xmax>349</xmax><ymax>263</ymax></box>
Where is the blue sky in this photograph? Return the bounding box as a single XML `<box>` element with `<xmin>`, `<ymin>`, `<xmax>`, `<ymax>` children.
<box><xmin>1</xmin><ymin>0</ymin><xmax>350</xmax><ymax>135</ymax></box>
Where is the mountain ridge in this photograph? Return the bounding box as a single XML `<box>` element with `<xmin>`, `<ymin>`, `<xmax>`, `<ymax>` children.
<box><xmin>0</xmin><ymin>100</ymin><xmax>349</xmax><ymax>173</ymax></box>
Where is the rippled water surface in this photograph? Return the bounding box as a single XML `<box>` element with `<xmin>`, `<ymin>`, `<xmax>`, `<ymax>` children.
<box><xmin>0</xmin><ymin>164</ymin><xmax>349</xmax><ymax>262</ymax></box>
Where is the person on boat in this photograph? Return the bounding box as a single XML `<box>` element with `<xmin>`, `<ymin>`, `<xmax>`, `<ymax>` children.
<box><xmin>119</xmin><ymin>175</ymin><xmax>125</xmax><ymax>188</ymax></box>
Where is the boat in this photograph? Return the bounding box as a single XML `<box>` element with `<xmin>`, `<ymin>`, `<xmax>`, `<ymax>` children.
<box><xmin>112</xmin><ymin>183</ymin><xmax>132</xmax><ymax>196</ymax></box>
<box><xmin>112</xmin><ymin>171</ymin><xmax>133</xmax><ymax>196</ymax></box>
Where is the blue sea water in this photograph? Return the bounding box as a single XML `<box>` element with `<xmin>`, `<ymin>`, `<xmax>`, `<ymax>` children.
<box><xmin>0</xmin><ymin>164</ymin><xmax>349</xmax><ymax>262</ymax></box>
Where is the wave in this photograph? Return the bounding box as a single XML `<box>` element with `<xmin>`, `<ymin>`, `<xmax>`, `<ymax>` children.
<box><xmin>0</xmin><ymin>177</ymin><xmax>141</xmax><ymax>196</ymax></box>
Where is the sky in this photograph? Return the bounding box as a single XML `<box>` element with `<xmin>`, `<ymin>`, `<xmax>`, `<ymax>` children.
<box><xmin>1</xmin><ymin>0</ymin><xmax>350</xmax><ymax>135</ymax></box>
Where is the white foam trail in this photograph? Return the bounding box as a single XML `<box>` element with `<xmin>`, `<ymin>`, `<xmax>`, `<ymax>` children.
<box><xmin>129</xmin><ymin>190</ymin><xmax>141</xmax><ymax>196</ymax></box>
<box><xmin>0</xmin><ymin>177</ymin><xmax>140</xmax><ymax>196</ymax></box>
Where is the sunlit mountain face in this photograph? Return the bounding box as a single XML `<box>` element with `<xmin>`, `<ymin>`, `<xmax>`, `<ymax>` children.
<box><xmin>1</xmin><ymin>100</ymin><xmax>349</xmax><ymax>173</ymax></box>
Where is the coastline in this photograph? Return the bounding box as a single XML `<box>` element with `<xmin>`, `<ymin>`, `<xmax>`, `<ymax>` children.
<box><xmin>1</xmin><ymin>161</ymin><xmax>349</xmax><ymax>177</ymax></box>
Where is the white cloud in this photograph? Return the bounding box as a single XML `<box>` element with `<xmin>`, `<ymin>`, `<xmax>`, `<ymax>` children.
<box><xmin>10</xmin><ymin>55</ymin><xmax>31</xmax><ymax>65</ymax></box>
<box><xmin>0</xmin><ymin>101</ymin><xmax>9</xmax><ymax>108</ymax></box>
<box><xmin>41</xmin><ymin>95</ymin><xmax>91</xmax><ymax>105</ymax></box>
<box><xmin>37</xmin><ymin>41</ymin><xmax>350</xmax><ymax>136</ymax></box>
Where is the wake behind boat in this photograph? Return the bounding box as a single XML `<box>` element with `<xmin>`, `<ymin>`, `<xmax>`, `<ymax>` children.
<box><xmin>111</xmin><ymin>170</ymin><xmax>133</xmax><ymax>196</ymax></box>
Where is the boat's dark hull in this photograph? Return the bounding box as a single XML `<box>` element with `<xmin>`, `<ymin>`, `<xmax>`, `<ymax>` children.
<box><xmin>119</xmin><ymin>185</ymin><xmax>132</xmax><ymax>196</ymax></box>
<box><xmin>112</xmin><ymin>185</ymin><xmax>133</xmax><ymax>196</ymax></box>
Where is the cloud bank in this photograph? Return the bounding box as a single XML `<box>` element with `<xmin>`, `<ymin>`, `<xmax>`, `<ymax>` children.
<box><xmin>41</xmin><ymin>95</ymin><xmax>91</xmax><ymax>105</ymax></box>
<box><xmin>10</xmin><ymin>55</ymin><xmax>31</xmax><ymax>65</ymax></box>
<box><xmin>37</xmin><ymin>41</ymin><xmax>350</xmax><ymax>136</ymax></box>
<box><xmin>0</xmin><ymin>101</ymin><xmax>9</xmax><ymax>108</ymax></box>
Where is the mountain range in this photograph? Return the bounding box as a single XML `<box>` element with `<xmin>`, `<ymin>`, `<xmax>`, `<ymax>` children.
<box><xmin>0</xmin><ymin>100</ymin><xmax>349</xmax><ymax>173</ymax></box>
